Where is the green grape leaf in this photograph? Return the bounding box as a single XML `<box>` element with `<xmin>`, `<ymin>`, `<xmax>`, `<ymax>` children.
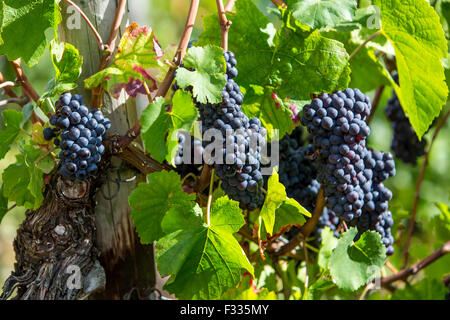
<box><xmin>156</xmin><ymin>196</ymin><xmax>254</xmax><ymax>300</ymax></box>
<box><xmin>0</xmin><ymin>186</ymin><xmax>8</xmax><ymax>224</ymax></box>
<box><xmin>209</xmin><ymin>196</ymin><xmax>246</xmax><ymax>234</ymax></box>
<box><xmin>129</xmin><ymin>170</ymin><xmax>196</xmax><ymax>244</ymax></box>
<box><xmin>274</xmin><ymin>24</ymin><xmax>351</xmax><ymax>99</ymax></box>
<box><xmin>31</xmin><ymin>122</ymin><xmax>49</xmax><ymax>146</ymax></box>
<box><xmin>221</xmin><ymin>275</ymin><xmax>277</xmax><ymax>300</ymax></box>
<box><xmin>317</xmin><ymin>226</ymin><xmax>339</xmax><ymax>270</ymax></box>
<box><xmin>272</xmin><ymin>198</ymin><xmax>309</xmax><ymax>235</ymax></box>
<box><xmin>329</xmin><ymin>228</ymin><xmax>386</xmax><ymax>292</ymax></box>
<box><xmin>375</xmin><ymin>0</ymin><xmax>448</xmax><ymax>139</ymax></box>
<box><xmin>140</xmin><ymin>91</ymin><xmax>198</xmax><ymax>164</ymax></box>
<box><xmin>140</xmin><ymin>97</ymin><xmax>169</xmax><ymax>162</ymax></box>
<box><xmin>323</xmin><ymin>30</ymin><xmax>390</xmax><ymax>92</ymax></box>
<box><xmin>260</xmin><ymin>171</ymin><xmax>287</xmax><ymax>236</ymax></box>
<box><xmin>260</xmin><ymin>170</ymin><xmax>310</xmax><ymax>238</ymax></box>
<box><xmin>21</xmin><ymin>103</ymin><xmax>36</xmax><ymax>128</ymax></box>
<box><xmin>0</xmin><ymin>0</ymin><xmax>61</xmax><ymax>66</ymax></box>
<box><xmin>175</xmin><ymin>45</ymin><xmax>227</xmax><ymax>104</ymax></box>
<box><xmin>84</xmin><ymin>23</ymin><xmax>162</xmax><ymax>98</ymax></box>
<box><xmin>2</xmin><ymin>141</ymin><xmax>52</xmax><ymax>210</ymax></box>
<box><xmin>442</xmin><ymin>0</ymin><xmax>450</xmax><ymax>30</ymax></box>
<box><xmin>161</xmin><ymin>203</ymin><xmax>203</xmax><ymax>235</ymax></box>
<box><xmin>43</xmin><ymin>40</ymin><xmax>83</xmax><ymax>97</ymax></box>
<box><xmin>242</xmin><ymin>86</ymin><xmax>296</xmax><ymax>141</ymax></box>
<box><xmin>29</xmin><ymin>124</ymin><xmax>55</xmax><ymax>173</ymax></box>
<box><xmin>287</xmin><ymin>0</ymin><xmax>357</xmax><ymax>30</ymax></box>
<box><xmin>0</xmin><ymin>109</ymin><xmax>24</xmax><ymax>160</ymax></box>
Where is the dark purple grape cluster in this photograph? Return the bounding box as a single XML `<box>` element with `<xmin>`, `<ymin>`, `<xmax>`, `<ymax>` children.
<box><xmin>44</xmin><ymin>92</ymin><xmax>111</xmax><ymax>181</ymax></box>
<box><xmin>176</xmin><ymin>51</ymin><xmax>267</xmax><ymax>210</ymax></box>
<box><xmin>385</xmin><ymin>75</ymin><xmax>426</xmax><ymax>165</ymax></box>
<box><xmin>301</xmin><ymin>89</ymin><xmax>396</xmax><ymax>255</ymax></box>
<box><xmin>301</xmin><ymin>89</ymin><xmax>372</xmax><ymax>222</ymax></box>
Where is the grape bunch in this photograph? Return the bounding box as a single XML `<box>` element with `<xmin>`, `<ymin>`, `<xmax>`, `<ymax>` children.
<box><xmin>385</xmin><ymin>74</ymin><xmax>427</xmax><ymax>165</ymax></box>
<box><xmin>43</xmin><ymin>92</ymin><xmax>111</xmax><ymax>181</ymax></box>
<box><xmin>176</xmin><ymin>51</ymin><xmax>267</xmax><ymax>210</ymax></box>
<box><xmin>300</xmin><ymin>88</ymin><xmax>396</xmax><ymax>255</ymax></box>
<box><xmin>301</xmin><ymin>89</ymin><xmax>372</xmax><ymax>222</ymax></box>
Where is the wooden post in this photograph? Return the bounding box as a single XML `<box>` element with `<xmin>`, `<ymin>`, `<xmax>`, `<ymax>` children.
<box><xmin>59</xmin><ymin>0</ymin><xmax>155</xmax><ymax>299</ymax></box>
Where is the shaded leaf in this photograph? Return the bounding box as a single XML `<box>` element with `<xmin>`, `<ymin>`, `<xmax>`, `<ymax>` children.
<box><xmin>305</xmin><ymin>277</ymin><xmax>335</xmax><ymax>300</ymax></box>
<box><xmin>0</xmin><ymin>186</ymin><xmax>8</xmax><ymax>224</ymax></box>
<box><xmin>129</xmin><ymin>170</ymin><xmax>196</xmax><ymax>243</ymax></box>
<box><xmin>391</xmin><ymin>278</ymin><xmax>447</xmax><ymax>300</ymax></box>
<box><xmin>242</xmin><ymin>87</ymin><xmax>296</xmax><ymax>141</ymax></box>
<box><xmin>2</xmin><ymin>141</ymin><xmax>52</xmax><ymax>210</ymax></box>
<box><xmin>0</xmin><ymin>109</ymin><xmax>23</xmax><ymax>160</ymax></box>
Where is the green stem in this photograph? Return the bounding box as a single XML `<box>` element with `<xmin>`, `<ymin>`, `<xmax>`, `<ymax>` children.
<box><xmin>348</xmin><ymin>30</ymin><xmax>381</xmax><ymax>61</ymax></box>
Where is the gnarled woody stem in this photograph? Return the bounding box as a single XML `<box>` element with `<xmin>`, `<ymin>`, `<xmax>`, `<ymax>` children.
<box><xmin>0</xmin><ymin>173</ymin><xmax>105</xmax><ymax>300</ymax></box>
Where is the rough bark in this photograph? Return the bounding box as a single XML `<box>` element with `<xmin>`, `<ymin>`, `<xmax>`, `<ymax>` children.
<box><xmin>0</xmin><ymin>172</ymin><xmax>105</xmax><ymax>300</ymax></box>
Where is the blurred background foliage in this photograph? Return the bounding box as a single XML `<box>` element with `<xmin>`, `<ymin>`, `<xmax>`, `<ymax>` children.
<box><xmin>0</xmin><ymin>0</ymin><xmax>449</xmax><ymax>298</ymax></box>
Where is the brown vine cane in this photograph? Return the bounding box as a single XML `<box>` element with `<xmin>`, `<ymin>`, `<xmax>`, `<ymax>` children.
<box><xmin>0</xmin><ymin>171</ymin><xmax>106</xmax><ymax>300</ymax></box>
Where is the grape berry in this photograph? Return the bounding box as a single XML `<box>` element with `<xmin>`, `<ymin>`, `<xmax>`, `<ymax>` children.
<box><xmin>300</xmin><ymin>88</ymin><xmax>396</xmax><ymax>254</ymax></box>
